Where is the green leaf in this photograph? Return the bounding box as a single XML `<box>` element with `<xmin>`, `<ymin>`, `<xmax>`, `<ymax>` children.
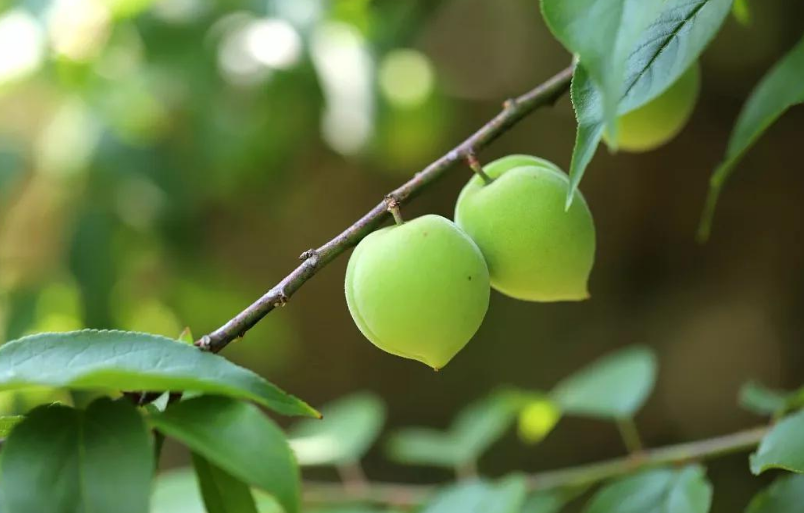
<box><xmin>566</xmin><ymin>0</ymin><xmax>732</xmax><ymax>202</ymax></box>
<box><xmin>739</xmin><ymin>381</ymin><xmax>804</xmax><ymax>417</ymax></box>
<box><xmin>0</xmin><ymin>415</ymin><xmax>23</xmax><ymax>437</ymax></box>
<box><xmin>750</xmin><ymin>409</ymin><xmax>804</xmax><ymax>475</ymax></box>
<box><xmin>746</xmin><ymin>474</ymin><xmax>804</xmax><ymax>513</ymax></box>
<box><xmin>178</xmin><ymin>327</ymin><xmax>195</xmax><ymax>345</ymax></box>
<box><xmin>0</xmin><ymin>330</ymin><xmax>317</xmax><ymax>417</ymax></box>
<box><xmin>0</xmin><ymin>398</ymin><xmax>153</xmax><ymax>513</ymax></box>
<box><xmin>289</xmin><ymin>392</ymin><xmax>385</xmax><ymax>466</ymax></box>
<box><xmin>699</xmin><ymin>35</ymin><xmax>804</xmax><ymax>240</ymax></box>
<box><xmin>517</xmin><ymin>395</ymin><xmax>562</xmax><ymax>445</ymax></box>
<box><xmin>420</xmin><ymin>475</ymin><xmax>527</xmax><ymax>513</ymax></box>
<box><xmin>388</xmin><ymin>391</ymin><xmax>520</xmax><ymax>468</ymax></box>
<box><xmin>522</xmin><ymin>487</ymin><xmax>586</xmax><ymax>513</ymax></box>
<box><xmin>551</xmin><ymin>346</ymin><xmax>657</xmax><ymax>419</ymax></box>
<box><xmin>192</xmin><ymin>453</ymin><xmax>259</xmax><ymax>513</ymax></box>
<box><xmin>151</xmin><ymin>468</ymin><xmax>284</xmax><ymax>513</ymax></box>
<box><xmin>585</xmin><ymin>466</ymin><xmax>712</xmax><ymax>513</ymax></box>
<box><xmin>541</xmin><ymin>0</ymin><xmax>663</xmax><ymax>145</ymax></box>
<box><xmin>149</xmin><ymin>395</ymin><xmax>301</xmax><ymax>513</ymax></box>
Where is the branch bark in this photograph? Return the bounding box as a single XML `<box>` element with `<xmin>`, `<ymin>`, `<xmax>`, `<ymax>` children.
<box><xmin>197</xmin><ymin>65</ymin><xmax>575</xmax><ymax>353</ymax></box>
<box><xmin>302</xmin><ymin>426</ymin><xmax>767</xmax><ymax>507</ymax></box>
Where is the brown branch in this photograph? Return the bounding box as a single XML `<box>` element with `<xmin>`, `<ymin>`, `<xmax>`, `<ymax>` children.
<box><xmin>301</xmin><ymin>426</ymin><xmax>768</xmax><ymax>507</ymax></box>
<box><xmin>196</xmin><ymin>65</ymin><xmax>575</xmax><ymax>353</ymax></box>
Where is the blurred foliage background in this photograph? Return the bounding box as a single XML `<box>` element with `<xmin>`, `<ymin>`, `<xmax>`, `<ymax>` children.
<box><xmin>0</xmin><ymin>0</ymin><xmax>803</xmax><ymax>510</ymax></box>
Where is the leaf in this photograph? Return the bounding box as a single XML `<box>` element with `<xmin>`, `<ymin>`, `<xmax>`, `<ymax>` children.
<box><xmin>541</xmin><ymin>0</ymin><xmax>664</xmax><ymax>144</ymax></box>
<box><xmin>750</xmin><ymin>409</ymin><xmax>804</xmax><ymax>475</ymax></box>
<box><xmin>746</xmin><ymin>474</ymin><xmax>804</xmax><ymax>513</ymax></box>
<box><xmin>149</xmin><ymin>395</ymin><xmax>301</xmax><ymax>513</ymax></box>
<box><xmin>178</xmin><ymin>327</ymin><xmax>195</xmax><ymax>345</ymax></box>
<box><xmin>0</xmin><ymin>398</ymin><xmax>153</xmax><ymax>513</ymax></box>
<box><xmin>388</xmin><ymin>390</ymin><xmax>520</xmax><ymax>468</ymax></box>
<box><xmin>420</xmin><ymin>475</ymin><xmax>527</xmax><ymax>513</ymax></box>
<box><xmin>289</xmin><ymin>392</ymin><xmax>385</xmax><ymax>466</ymax></box>
<box><xmin>0</xmin><ymin>330</ymin><xmax>318</xmax><ymax>417</ymax></box>
<box><xmin>739</xmin><ymin>381</ymin><xmax>804</xmax><ymax>417</ymax></box>
<box><xmin>566</xmin><ymin>0</ymin><xmax>732</xmax><ymax>202</ymax></box>
<box><xmin>585</xmin><ymin>465</ymin><xmax>712</xmax><ymax>513</ymax></box>
<box><xmin>151</xmin><ymin>468</ymin><xmax>284</xmax><ymax>513</ymax></box>
<box><xmin>699</xmin><ymin>36</ymin><xmax>804</xmax><ymax>240</ymax></box>
<box><xmin>522</xmin><ymin>488</ymin><xmax>583</xmax><ymax>513</ymax></box>
<box><xmin>0</xmin><ymin>415</ymin><xmax>23</xmax><ymax>437</ymax></box>
<box><xmin>551</xmin><ymin>346</ymin><xmax>657</xmax><ymax>419</ymax></box>
<box><xmin>192</xmin><ymin>453</ymin><xmax>259</xmax><ymax>513</ymax></box>
<box><xmin>732</xmin><ymin>0</ymin><xmax>750</xmax><ymax>25</ymax></box>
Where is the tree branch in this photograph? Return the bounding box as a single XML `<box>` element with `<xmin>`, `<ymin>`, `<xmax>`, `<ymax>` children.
<box><xmin>196</xmin><ymin>65</ymin><xmax>575</xmax><ymax>353</ymax></box>
<box><xmin>302</xmin><ymin>426</ymin><xmax>767</xmax><ymax>507</ymax></box>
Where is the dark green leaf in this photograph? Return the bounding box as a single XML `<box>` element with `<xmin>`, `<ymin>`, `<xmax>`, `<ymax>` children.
<box><xmin>750</xmin><ymin>410</ymin><xmax>804</xmax><ymax>475</ymax></box>
<box><xmin>150</xmin><ymin>395</ymin><xmax>301</xmax><ymax>513</ymax></box>
<box><xmin>0</xmin><ymin>415</ymin><xmax>23</xmax><ymax>437</ymax></box>
<box><xmin>585</xmin><ymin>466</ymin><xmax>712</xmax><ymax>513</ymax></box>
<box><xmin>746</xmin><ymin>474</ymin><xmax>804</xmax><ymax>513</ymax></box>
<box><xmin>699</xmin><ymin>36</ymin><xmax>804</xmax><ymax>240</ymax></box>
<box><xmin>388</xmin><ymin>391</ymin><xmax>520</xmax><ymax>468</ymax></box>
<box><xmin>420</xmin><ymin>475</ymin><xmax>527</xmax><ymax>513</ymax></box>
<box><xmin>151</xmin><ymin>468</ymin><xmax>283</xmax><ymax>513</ymax></box>
<box><xmin>192</xmin><ymin>453</ymin><xmax>259</xmax><ymax>513</ymax></box>
<box><xmin>541</xmin><ymin>0</ymin><xmax>663</xmax><ymax>143</ymax></box>
<box><xmin>0</xmin><ymin>330</ymin><xmax>318</xmax><ymax>417</ymax></box>
<box><xmin>289</xmin><ymin>392</ymin><xmax>385</xmax><ymax>466</ymax></box>
<box><xmin>566</xmin><ymin>0</ymin><xmax>732</xmax><ymax>201</ymax></box>
<box><xmin>0</xmin><ymin>398</ymin><xmax>153</xmax><ymax>513</ymax></box>
<box><xmin>551</xmin><ymin>346</ymin><xmax>657</xmax><ymax>419</ymax></box>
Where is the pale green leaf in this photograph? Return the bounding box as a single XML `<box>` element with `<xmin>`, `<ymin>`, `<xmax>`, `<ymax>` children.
<box><xmin>552</xmin><ymin>346</ymin><xmax>657</xmax><ymax>419</ymax></box>
<box><xmin>522</xmin><ymin>486</ymin><xmax>586</xmax><ymax>513</ymax></box>
<box><xmin>700</xmin><ymin>35</ymin><xmax>804</xmax><ymax>240</ymax></box>
<box><xmin>585</xmin><ymin>466</ymin><xmax>712</xmax><ymax>513</ymax></box>
<box><xmin>0</xmin><ymin>330</ymin><xmax>318</xmax><ymax>417</ymax></box>
<box><xmin>388</xmin><ymin>391</ymin><xmax>520</xmax><ymax>468</ymax></box>
<box><xmin>746</xmin><ymin>474</ymin><xmax>804</xmax><ymax>513</ymax></box>
<box><xmin>739</xmin><ymin>381</ymin><xmax>803</xmax><ymax>417</ymax></box>
<box><xmin>0</xmin><ymin>398</ymin><xmax>153</xmax><ymax>513</ymax></box>
<box><xmin>750</xmin><ymin>410</ymin><xmax>804</xmax><ymax>475</ymax></box>
<box><xmin>289</xmin><ymin>392</ymin><xmax>385</xmax><ymax>466</ymax></box>
<box><xmin>150</xmin><ymin>395</ymin><xmax>301</xmax><ymax>513</ymax></box>
<box><xmin>420</xmin><ymin>475</ymin><xmax>527</xmax><ymax>513</ymax></box>
<box><xmin>192</xmin><ymin>453</ymin><xmax>259</xmax><ymax>513</ymax></box>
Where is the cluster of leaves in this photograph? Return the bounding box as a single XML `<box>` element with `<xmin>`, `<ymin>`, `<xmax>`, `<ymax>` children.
<box><xmin>539</xmin><ymin>0</ymin><xmax>804</xmax><ymax>237</ymax></box>
<box><xmin>1</xmin><ymin>330</ymin><xmax>804</xmax><ymax>512</ymax></box>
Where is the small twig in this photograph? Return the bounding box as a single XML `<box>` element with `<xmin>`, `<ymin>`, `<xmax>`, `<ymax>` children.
<box><xmin>198</xmin><ymin>64</ymin><xmax>574</xmax><ymax>353</ymax></box>
<box><xmin>337</xmin><ymin>462</ymin><xmax>370</xmax><ymax>495</ymax></box>
<box><xmin>466</xmin><ymin>152</ymin><xmax>493</xmax><ymax>185</ymax></box>
<box><xmin>302</xmin><ymin>426</ymin><xmax>767</xmax><ymax>507</ymax></box>
<box><xmin>455</xmin><ymin>460</ymin><xmax>478</xmax><ymax>480</ymax></box>
<box><xmin>616</xmin><ymin>417</ymin><xmax>644</xmax><ymax>454</ymax></box>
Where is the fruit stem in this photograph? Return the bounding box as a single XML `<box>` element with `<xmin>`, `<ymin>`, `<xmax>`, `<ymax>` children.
<box><xmin>385</xmin><ymin>196</ymin><xmax>405</xmax><ymax>226</ymax></box>
<box><xmin>467</xmin><ymin>152</ymin><xmax>494</xmax><ymax>185</ymax></box>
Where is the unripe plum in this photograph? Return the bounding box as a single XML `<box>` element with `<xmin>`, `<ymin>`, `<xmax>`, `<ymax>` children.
<box><xmin>455</xmin><ymin>155</ymin><xmax>595</xmax><ymax>302</ymax></box>
<box><xmin>345</xmin><ymin>214</ymin><xmax>489</xmax><ymax>369</ymax></box>
<box><xmin>605</xmin><ymin>64</ymin><xmax>700</xmax><ymax>153</ymax></box>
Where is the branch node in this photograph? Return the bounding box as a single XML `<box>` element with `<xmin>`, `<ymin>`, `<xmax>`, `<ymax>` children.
<box><xmin>299</xmin><ymin>249</ymin><xmax>318</xmax><ymax>261</ymax></box>
<box><xmin>274</xmin><ymin>290</ymin><xmax>289</xmax><ymax>308</ymax></box>
<box><xmin>503</xmin><ymin>97</ymin><xmax>518</xmax><ymax>110</ymax></box>
<box><xmin>384</xmin><ymin>195</ymin><xmax>405</xmax><ymax>225</ymax></box>
<box><xmin>467</xmin><ymin>152</ymin><xmax>493</xmax><ymax>185</ymax></box>
<box><xmin>196</xmin><ymin>335</ymin><xmax>212</xmax><ymax>351</ymax></box>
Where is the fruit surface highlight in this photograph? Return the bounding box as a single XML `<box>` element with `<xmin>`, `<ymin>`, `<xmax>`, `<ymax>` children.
<box><xmin>455</xmin><ymin>155</ymin><xmax>595</xmax><ymax>302</ymax></box>
<box><xmin>605</xmin><ymin>64</ymin><xmax>700</xmax><ymax>153</ymax></box>
<box><xmin>345</xmin><ymin>214</ymin><xmax>489</xmax><ymax>369</ymax></box>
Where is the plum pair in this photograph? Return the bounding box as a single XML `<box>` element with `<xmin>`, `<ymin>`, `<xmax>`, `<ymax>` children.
<box><xmin>345</xmin><ymin>155</ymin><xmax>595</xmax><ymax>369</ymax></box>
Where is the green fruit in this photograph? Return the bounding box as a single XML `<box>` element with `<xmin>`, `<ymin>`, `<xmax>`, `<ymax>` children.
<box><xmin>605</xmin><ymin>64</ymin><xmax>700</xmax><ymax>152</ymax></box>
<box><xmin>345</xmin><ymin>214</ymin><xmax>489</xmax><ymax>369</ymax></box>
<box><xmin>455</xmin><ymin>155</ymin><xmax>595</xmax><ymax>302</ymax></box>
